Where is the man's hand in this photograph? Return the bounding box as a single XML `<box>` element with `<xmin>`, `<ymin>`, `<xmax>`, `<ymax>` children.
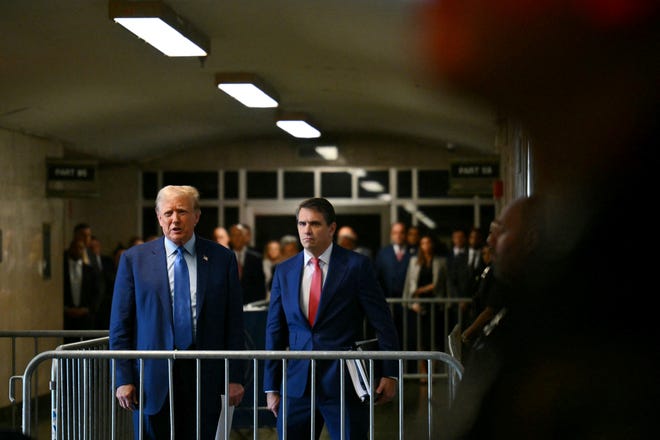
<box><xmin>228</xmin><ymin>382</ymin><xmax>245</xmax><ymax>407</ymax></box>
<box><xmin>266</xmin><ymin>392</ymin><xmax>280</xmax><ymax>417</ymax></box>
<box><xmin>116</xmin><ymin>384</ymin><xmax>137</xmax><ymax>410</ymax></box>
<box><xmin>374</xmin><ymin>377</ymin><xmax>397</xmax><ymax>405</ymax></box>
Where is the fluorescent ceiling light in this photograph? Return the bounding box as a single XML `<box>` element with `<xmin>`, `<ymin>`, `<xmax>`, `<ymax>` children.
<box><xmin>218</xmin><ymin>83</ymin><xmax>278</xmax><ymax>108</ymax></box>
<box><xmin>276</xmin><ymin>119</ymin><xmax>321</xmax><ymax>139</ymax></box>
<box><xmin>215</xmin><ymin>73</ymin><xmax>278</xmax><ymax>108</ymax></box>
<box><xmin>360</xmin><ymin>180</ymin><xmax>385</xmax><ymax>193</ymax></box>
<box><xmin>110</xmin><ymin>1</ymin><xmax>209</xmax><ymax>57</ymax></box>
<box><xmin>314</xmin><ymin>146</ymin><xmax>338</xmax><ymax>160</ymax></box>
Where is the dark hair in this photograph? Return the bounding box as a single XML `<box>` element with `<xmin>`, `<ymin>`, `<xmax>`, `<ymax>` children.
<box><xmin>296</xmin><ymin>198</ymin><xmax>336</xmax><ymax>225</ymax></box>
<box><xmin>73</xmin><ymin>222</ymin><xmax>90</xmax><ymax>233</ymax></box>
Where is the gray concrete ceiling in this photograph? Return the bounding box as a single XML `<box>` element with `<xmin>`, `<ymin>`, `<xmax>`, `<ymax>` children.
<box><xmin>0</xmin><ymin>0</ymin><xmax>497</xmax><ymax>164</ymax></box>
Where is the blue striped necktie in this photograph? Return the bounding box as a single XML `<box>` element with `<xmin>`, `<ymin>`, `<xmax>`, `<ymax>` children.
<box><xmin>174</xmin><ymin>246</ymin><xmax>193</xmax><ymax>349</ymax></box>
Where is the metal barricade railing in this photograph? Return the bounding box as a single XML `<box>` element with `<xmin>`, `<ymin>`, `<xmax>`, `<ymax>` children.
<box><xmin>384</xmin><ymin>297</ymin><xmax>470</xmax><ymax>378</ymax></box>
<box><xmin>1</xmin><ymin>330</ymin><xmax>108</xmax><ymax>434</ymax></box>
<box><xmin>49</xmin><ymin>337</ymin><xmax>133</xmax><ymax>440</ymax></box>
<box><xmin>10</xmin><ymin>349</ymin><xmax>463</xmax><ymax>440</ymax></box>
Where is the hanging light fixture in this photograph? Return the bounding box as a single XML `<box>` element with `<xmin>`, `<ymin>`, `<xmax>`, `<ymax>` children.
<box><xmin>215</xmin><ymin>73</ymin><xmax>279</xmax><ymax>108</ymax></box>
<box><xmin>109</xmin><ymin>1</ymin><xmax>210</xmax><ymax>57</ymax></box>
<box><xmin>276</xmin><ymin>113</ymin><xmax>321</xmax><ymax>139</ymax></box>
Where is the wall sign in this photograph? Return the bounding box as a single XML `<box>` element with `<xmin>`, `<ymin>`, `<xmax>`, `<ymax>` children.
<box><xmin>46</xmin><ymin>159</ymin><xmax>99</xmax><ymax>197</ymax></box>
<box><xmin>449</xmin><ymin>158</ymin><xmax>500</xmax><ymax>196</ymax></box>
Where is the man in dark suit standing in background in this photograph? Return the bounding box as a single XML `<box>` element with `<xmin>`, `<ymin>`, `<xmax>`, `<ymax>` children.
<box><xmin>88</xmin><ymin>235</ymin><xmax>116</xmax><ymax>329</ymax></box>
<box><xmin>110</xmin><ymin>185</ymin><xmax>245</xmax><ymax>439</ymax></box>
<box><xmin>229</xmin><ymin>223</ymin><xmax>266</xmax><ymax>305</ymax></box>
<box><xmin>63</xmin><ymin>239</ymin><xmax>99</xmax><ymax>335</ymax></box>
<box><xmin>264</xmin><ymin>197</ymin><xmax>400</xmax><ymax>439</ymax></box>
<box><xmin>374</xmin><ymin>222</ymin><xmax>412</xmax><ymax>347</ymax></box>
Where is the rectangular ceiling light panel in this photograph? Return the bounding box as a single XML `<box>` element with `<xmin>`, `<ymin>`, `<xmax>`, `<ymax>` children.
<box><xmin>110</xmin><ymin>1</ymin><xmax>209</xmax><ymax>57</ymax></box>
<box><xmin>276</xmin><ymin>120</ymin><xmax>321</xmax><ymax>139</ymax></box>
<box><xmin>314</xmin><ymin>146</ymin><xmax>338</xmax><ymax>160</ymax></box>
<box><xmin>217</xmin><ymin>83</ymin><xmax>278</xmax><ymax>108</ymax></box>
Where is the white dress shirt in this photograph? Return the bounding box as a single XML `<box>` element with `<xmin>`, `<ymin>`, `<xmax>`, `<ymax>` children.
<box><xmin>68</xmin><ymin>258</ymin><xmax>83</xmax><ymax>306</ymax></box>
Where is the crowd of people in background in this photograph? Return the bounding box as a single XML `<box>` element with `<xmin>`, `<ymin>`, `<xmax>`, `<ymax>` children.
<box><xmin>62</xmin><ymin>224</ymin><xmax>157</xmax><ymax>333</ymax></box>
<box><xmin>65</xmin><ymin>205</ymin><xmax>503</xmax><ymax>396</ymax></box>
<box><xmin>65</xmin><ymin>217</ymin><xmax>492</xmax><ymax>351</ymax></box>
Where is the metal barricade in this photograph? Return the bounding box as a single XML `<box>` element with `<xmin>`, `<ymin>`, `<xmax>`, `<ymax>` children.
<box><xmin>1</xmin><ymin>330</ymin><xmax>108</xmax><ymax>434</ymax></box>
<box><xmin>10</xmin><ymin>349</ymin><xmax>463</xmax><ymax>440</ymax></box>
<box><xmin>383</xmin><ymin>297</ymin><xmax>469</xmax><ymax>378</ymax></box>
<box><xmin>50</xmin><ymin>337</ymin><xmax>133</xmax><ymax>440</ymax></box>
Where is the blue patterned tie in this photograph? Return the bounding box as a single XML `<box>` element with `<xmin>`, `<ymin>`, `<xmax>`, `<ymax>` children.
<box><xmin>174</xmin><ymin>246</ymin><xmax>193</xmax><ymax>349</ymax></box>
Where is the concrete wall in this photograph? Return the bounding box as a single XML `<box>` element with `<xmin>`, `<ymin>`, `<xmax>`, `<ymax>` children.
<box><xmin>0</xmin><ymin>128</ymin><xmax>65</xmax><ymax>403</ymax></box>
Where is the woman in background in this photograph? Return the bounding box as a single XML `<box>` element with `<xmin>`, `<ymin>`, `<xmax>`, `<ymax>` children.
<box><xmin>402</xmin><ymin>234</ymin><xmax>448</xmax><ymax>382</ymax></box>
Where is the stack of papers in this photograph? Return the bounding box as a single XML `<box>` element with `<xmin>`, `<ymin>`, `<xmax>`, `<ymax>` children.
<box><xmin>346</xmin><ymin>338</ymin><xmax>379</xmax><ymax>402</ymax></box>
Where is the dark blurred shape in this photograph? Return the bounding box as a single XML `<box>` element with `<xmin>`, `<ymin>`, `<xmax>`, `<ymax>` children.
<box><xmin>416</xmin><ymin>1</ymin><xmax>659</xmax><ymax>438</ymax></box>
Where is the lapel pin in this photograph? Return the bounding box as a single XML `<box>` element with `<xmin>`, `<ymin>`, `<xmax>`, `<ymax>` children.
<box><xmin>203</xmin><ymin>255</ymin><xmax>208</xmax><ymax>262</ymax></box>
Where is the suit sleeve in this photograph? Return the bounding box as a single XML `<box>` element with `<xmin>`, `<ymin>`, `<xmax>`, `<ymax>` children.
<box><xmin>357</xmin><ymin>256</ymin><xmax>400</xmax><ymax>377</ymax></box>
<box><xmin>108</xmin><ymin>251</ymin><xmax>136</xmax><ymax>388</ymax></box>
<box><xmin>432</xmin><ymin>257</ymin><xmax>448</xmax><ymax>297</ymax></box>
<box><xmin>263</xmin><ymin>267</ymin><xmax>288</xmax><ymax>393</ymax></box>
<box><xmin>224</xmin><ymin>252</ymin><xmax>246</xmax><ymax>384</ymax></box>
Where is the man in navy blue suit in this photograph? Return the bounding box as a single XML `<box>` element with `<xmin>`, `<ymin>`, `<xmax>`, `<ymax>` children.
<box><xmin>374</xmin><ymin>222</ymin><xmax>412</xmax><ymax>348</ymax></box>
<box><xmin>110</xmin><ymin>185</ymin><xmax>245</xmax><ymax>439</ymax></box>
<box><xmin>264</xmin><ymin>197</ymin><xmax>400</xmax><ymax>439</ymax></box>
<box><xmin>229</xmin><ymin>223</ymin><xmax>266</xmax><ymax>305</ymax></box>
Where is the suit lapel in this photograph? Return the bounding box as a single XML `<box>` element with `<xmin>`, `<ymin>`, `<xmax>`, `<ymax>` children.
<box><xmin>150</xmin><ymin>240</ymin><xmax>173</xmax><ymax>328</ymax></box>
<box><xmin>284</xmin><ymin>254</ymin><xmax>306</xmax><ymax>323</ymax></box>
<box><xmin>195</xmin><ymin>236</ymin><xmax>209</xmax><ymax>314</ymax></box>
<box><xmin>316</xmin><ymin>246</ymin><xmax>349</xmax><ymax>323</ymax></box>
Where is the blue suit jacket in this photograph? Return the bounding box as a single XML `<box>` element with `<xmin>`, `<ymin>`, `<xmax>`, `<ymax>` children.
<box><xmin>374</xmin><ymin>244</ymin><xmax>413</xmax><ymax>298</ymax></box>
<box><xmin>109</xmin><ymin>235</ymin><xmax>245</xmax><ymax>415</ymax></box>
<box><xmin>264</xmin><ymin>244</ymin><xmax>399</xmax><ymax>398</ymax></box>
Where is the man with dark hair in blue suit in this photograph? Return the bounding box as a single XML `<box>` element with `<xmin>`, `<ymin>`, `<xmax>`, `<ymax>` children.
<box><xmin>229</xmin><ymin>223</ymin><xmax>266</xmax><ymax>305</ymax></box>
<box><xmin>264</xmin><ymin>197</ymin><xmax>400</xmax><ymax>439</ymax></box>
<box><xmin>374</xmin><ymin>222</ymin><xmax>413</xmax><ymax>350</ymax></box>
<box><xmin>110</xmin><ymin>185</ymin><xmax>245</xmax><ymax>439</ymax></box>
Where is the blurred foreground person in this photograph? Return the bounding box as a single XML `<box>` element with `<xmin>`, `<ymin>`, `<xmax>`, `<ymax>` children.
<box><xmin>418</xmin><ymin>1</ymin><xmax>659</xmax><ymax>438</ymax></box>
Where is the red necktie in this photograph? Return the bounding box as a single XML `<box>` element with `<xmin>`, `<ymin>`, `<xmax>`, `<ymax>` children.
<box><xmin>396</xmin><ymin>248</ymin><xmax>404</xmax><ymax>261</ymax></box>
<box><xmin>308</xmin><ymin>257</ymin><xmax>322</xmax><ymax>326</ymax></box>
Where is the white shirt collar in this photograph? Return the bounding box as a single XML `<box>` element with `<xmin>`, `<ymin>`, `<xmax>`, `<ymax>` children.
<box><xmin>304</xmin><ymin>243</ymin><xmax>333</xmax><ymax>266</ymax></box>
<box><xmin>164</xmin><ymin>235</ymin><xmax>196</xmax><ymax>256</ymax></box>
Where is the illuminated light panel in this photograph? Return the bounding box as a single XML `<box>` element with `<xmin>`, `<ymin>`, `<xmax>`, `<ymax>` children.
<box><xmin>360</xmin><ymin>180</ymin><xmax>385</xmax><ymax>193</ymax></box>
<box><xmin>113</xmin><ymin>17</ymin><xmax>207</xmax><ymax>57</ymax></box>
<box><xmin>314</xmin><ymin>146</ymin><xmax>338</xmax><ymax>160</ymax></box>
<box><xmin>217</xmin><ymin>83</ymin><xmax>278</xmax><ymax>108</ymax></box>
<box><xmin>276</xmin><ymin>120</ymin><xmax>321</xmax><ymax>138</ymax></box>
